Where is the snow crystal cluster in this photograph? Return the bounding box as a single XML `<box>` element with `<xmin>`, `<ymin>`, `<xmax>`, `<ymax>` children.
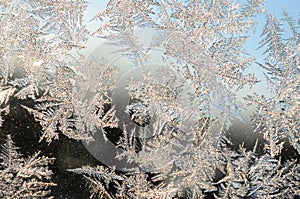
<box><xmin>0</xmin><ymin>0</ymin><xmax>299</xmax><ymax>198</ymax></box>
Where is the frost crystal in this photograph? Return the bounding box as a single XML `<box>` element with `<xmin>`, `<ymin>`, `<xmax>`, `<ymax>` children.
<box><xmin>0</xmin><ymin>0</ymin><xmax>299</xmax><ymax>198</ymax></box>
<box><xmin>0</xmin><ymin>135</ymin><xmax>55</xmax><ymax>198</ymax></box>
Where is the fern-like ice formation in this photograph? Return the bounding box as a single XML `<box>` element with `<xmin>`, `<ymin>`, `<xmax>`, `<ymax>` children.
<box><xmin>246</xmin><ymin>11</ymin><xmax>300</xmax><ymax>157</ymax></box>
<box><xmin>0</xmin><ymin>0</ymin><xmax>299</xmax><ymax>198</ymax></box>
<box><xmin>0</xmin><ymin>135</ymin><xmax>55</xmax><ymax>198</ymax></box>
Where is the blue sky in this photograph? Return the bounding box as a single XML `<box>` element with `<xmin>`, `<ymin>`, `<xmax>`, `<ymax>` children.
<box><xmin>84</xmin><ymin>0</ymin><xmax>299</xmax><ymax>59</ymax></box>
<box><xmin>242</xmin><ymin>1</ymin><xmax>299</xmax><ymax>97</ymax></box>
<box><xmin>247</xmin><ymin>0</ymin><xmax>299</xmax><ymax>61</ymax></box>
<box><xmin>267</xmin><ymin>0</ymin><xmax>299</xmax><ymax>17</ymax></box>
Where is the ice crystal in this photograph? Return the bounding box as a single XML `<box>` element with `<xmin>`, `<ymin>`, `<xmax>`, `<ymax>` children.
<box><xmin>0</xmin><ymin>135</ymin><xmax>55</xmax><ymax>198</ymax></box>
<box><xmin>0</xmin><ymin>0</ymin><xmax>299</xmax><ymax>198</ymax></box>
<box><xmin>247</xmin><ymin>11</ymin><xmax>300</xmax><ymax>156</ymax></box>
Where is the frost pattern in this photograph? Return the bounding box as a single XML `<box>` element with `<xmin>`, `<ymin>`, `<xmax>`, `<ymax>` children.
<box><xmin>0</xmin><ymin>135</ymin><xmax>55</xmax><ymax>198</ymax></box>
<box><xmin>0</xmin><ymin>0</ymin><xmax>299</xmax><ymax>198</ymax></box>
<box><xmin>247</xmin><ymin>12</ymin><xmax>300</xmax><ymax>156</ymax></box>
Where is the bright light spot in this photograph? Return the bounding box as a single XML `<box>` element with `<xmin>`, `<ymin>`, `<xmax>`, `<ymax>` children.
<box><xmin>33</xmin><ymin>60</ymin><xmax>44</xmax><ymax>67</ymax></box>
